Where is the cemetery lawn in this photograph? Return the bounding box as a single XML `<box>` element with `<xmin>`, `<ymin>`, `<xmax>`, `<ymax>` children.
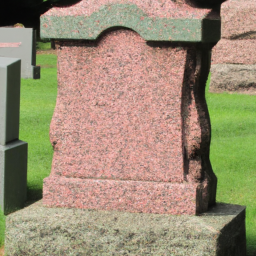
<box><xmin>20</xmin><ymin>54</ymin><xmax>58</xmax><ymax>201</ymax></box>
<box><xmin>0</xmin><ymin>56</ymin><xmax>255</xmax><ymax>256</ymax></box>
<box><xmin>206</xmin><ymin>75</ymin><xmax>256</xmax><ymax>256</ymax></box>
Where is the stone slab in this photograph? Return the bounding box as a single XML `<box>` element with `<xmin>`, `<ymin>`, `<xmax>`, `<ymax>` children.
<box><xmin>0</xmin><ymin>28</ymin><xmax>40</xmax><ymax>79</ymax></box>
<box><xmin>221</xmin><ymin>0</ymin><xmax>256</xmax><ymax>39</ymax></box>
<box><xmin>0</xmin><ymin>57</ymin><xmax>21</xmax><ymax>146</ymax></box>
<box><xmin>211</xmin><ymin>39</ymin><xmax>256</xmax><ymax>65</ymax></box>
<box><xmin>5</xmin><ymin>201</ymin><xmax>246</xmax><ymax>256</ymax></box>
<box><xmin>40</xmin><ymin>0</ymin><xmax>220</xmax><ymax>42</ymax></box>
<box><xmin>44</xmin><ymin>29</ymin><xmax>217</xmax><ymax>215</ymax></box>
<box><xmin>43</xmin><ymin>176</ymin><xmax>205</xmax><ymax>215</ymax></box>
<box><xmin>0</xmin><ymin>140</ymin><xmax>27</xmax><ymax>215</ymax></box>
<box><xmin>209</xmin><ymin>64</ymin><xmax>256</xmax><ymax>94</ymax></box>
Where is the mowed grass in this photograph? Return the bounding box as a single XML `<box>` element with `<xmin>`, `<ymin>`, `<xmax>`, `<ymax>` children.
<box><xmin>20</xmin><ymin>54</ymin><xmax>57</xmax><ymax>200</ymax></box>
<box><xmin>0</xmin><ymin>56</ymin><xmax>255</xmax><ymax>255</ymax></box>
<box><xmin>0</xmin><ymin>54</ymin><xmax>57</xmax><ymax>246</ymax></box>
<box><xmin>206</xmin><ymin>75</ymin><xmax>256</xmax><ymax>255</ymax></box>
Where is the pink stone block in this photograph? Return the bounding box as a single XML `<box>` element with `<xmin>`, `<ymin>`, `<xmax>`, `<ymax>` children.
<box><xmin>212</xmin><ymin>0</ymin><xmax>256</xmax><ymax>65</ymax></box>
<box><xmin>212</xmin><ymin>39</ymin><xmax>256</xmax><ymax>65</ymax></box>
<box><xmin>221</xmin><ymin>0</ymin><xmax>256</xmax><ymax>39</ymax></box>
<box><xmin>43</xmin><ymin>176</ymin><xmax>207</xmax><ymax>215</ymax></box>
<box><xmin>44</xmin><ymin>29</ymin><xmax>216</xmax><ymax>215</ymax></box>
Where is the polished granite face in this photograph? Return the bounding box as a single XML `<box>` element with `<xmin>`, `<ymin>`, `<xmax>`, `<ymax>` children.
<box><xmin>50</xmin><ymin>30</ymin><xmax>186</xmax><ymax>183</ymax></box>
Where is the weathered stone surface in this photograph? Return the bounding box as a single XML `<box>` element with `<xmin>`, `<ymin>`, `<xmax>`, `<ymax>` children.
<box><xmin>210</xmin><ymin>64</ymin><xmax>256</xmax><ymax>94</ymax></box>
<box><xmin>40</xmin><ymin>0</ymin><xmax>221</xmax><ymax>42</ymax></box>
<box><xmin>211</xmin><ymin>39</ymin><xmax>256</xmax><ymax>65</ymax></box>
<box><xmin>211</xmin><ymin>0</ymin><xmax>256</xmax><ymax>65</ymax></box>
<box><xmin>210</xmin><ymin>0</ymin><xmax>256</xmax><ymax>93</ymax></box>
<box><xmin>221</xmin><ymin>0</ymin><xmax>256</xmax><ymax>39</ymax></box>
<box><xmin>5</xmin><ymin>201</ymin><xmax>246</xmax><ymax>256</ymax></box>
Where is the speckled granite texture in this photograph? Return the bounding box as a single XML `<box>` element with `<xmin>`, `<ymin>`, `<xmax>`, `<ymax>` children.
<box><xmin>5</xmin><ymin>201</ymin><xmax>246</xmax><ymax>256</ymax></box>
<box><xmin>212</xmin><ymin>39</ymin><xmax>256</xmax><ymax>65</ymax></box>
<box><xmin>220</xmin><ymin>0</ymin><xmax>256</xmax><ymax>39</ymax></box>
<box><xmin>212</xmin><ymin>0</ymin><xmax>256</xmax><ymax>65</ymax></box>
<box><xmin>43</xmin><ymin>29</ymin><xmax>217</xmax><ymax>215</ymax></box>
<box><xmin>44</xmin><ymin>0</ymin><xmax>215</xmax><ymax>18</ymax></box>
<box><xmin>40</xmin><ymin>0</ymin><xmax>221</xmax><ymax>41</ymax></box>
<box><xmin>210</xmin><ymin>0</ymin><xmax>256</xmax><ymax>93</ymax></box>
<box><xmin>210</xmin><ymin>64</ymin><xmax>256</xmax><ymax>94</ymax></box>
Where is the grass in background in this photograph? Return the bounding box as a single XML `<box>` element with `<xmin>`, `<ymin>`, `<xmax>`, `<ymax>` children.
<box><xmin>0</xmin><ymin>211</ymin><xmax>4</xmax><ymax>247</ymax></box>
<box><xmin>21</xmin><ymin>54</ymin><xmax>57</xmax><ymax>200</ymax></box>
<box><xmin>206</xmin><ymin>74</ymin><xmax>256</xmax><ymax>255</ymax></box>
<box><xmin>0</xmin><ymin>58</ymin><xmax>255</xmax><ymax>255</ymax></box>
<box><xmin>0</xmin><ymin>54</ymin><xmax>57</xmax><ymax>247</ymax></box>
<box><xmin>36</xmin><ymin>41</ymin><xmax>51</xmax><ymax>51</ymax></box>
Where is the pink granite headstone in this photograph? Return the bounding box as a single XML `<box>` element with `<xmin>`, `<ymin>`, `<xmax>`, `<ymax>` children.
<box><xmin>210</xmin><ymin>0</ymin><xmax>256</xmax><ymax>93</ymax></box>
<box><xmin>212</xmin><ymin>0</ymin><xmax>256</xmax><ymax>65</ymax></box>
<box><xmin>41</xmin><ymin>0</ymin><xmax>221</xmax><ymax>215</ymax></box>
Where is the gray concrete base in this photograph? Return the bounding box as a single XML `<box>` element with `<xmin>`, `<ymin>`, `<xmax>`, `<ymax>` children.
<box><xmin>5</xmin><ymin>201</ymin><xmax>246</xmax><ymax>256</ymax></box>
<box><xmin>0</xmin><ymin>140</ymin><xmax>27</xmax><ymax>215</ymax></box>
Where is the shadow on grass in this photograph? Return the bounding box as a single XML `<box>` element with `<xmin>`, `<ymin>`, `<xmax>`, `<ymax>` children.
<box><xmin>247</xmin><ymin>237</ymin><xmax>256</xmax><ymax>256</ymax></box>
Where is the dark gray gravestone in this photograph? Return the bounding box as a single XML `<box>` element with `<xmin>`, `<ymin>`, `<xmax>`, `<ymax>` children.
<box><xmin>0</xmin><ymin>58</ymin><xmax>20</xmax><ymax>145</ymax></box>
<box><xmin>0</xmin><ymin>57</ymin><xmax>27</xmax><ymax>215</ymax></box>
<box><xmin>0</xmin><ymin>28</ymin><xmax>40</xmax><ymax>79</ymax></box>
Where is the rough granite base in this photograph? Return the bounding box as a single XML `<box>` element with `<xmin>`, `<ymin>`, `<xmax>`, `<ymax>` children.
<box><xmin>5</xmin><ymin>201</ymin><xmax>246</xmax><ymax>256</ymax></box>
<box><xmin>210</xmin><ymin>64</ymin><xmax>256</xmax><ymax>94</ymax></box>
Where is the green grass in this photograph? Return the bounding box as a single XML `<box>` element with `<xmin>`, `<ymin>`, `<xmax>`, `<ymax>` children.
<box><xmin>206</xmin><ymin>74</ymin><xmax>256</xmax><ymax>255</ymax></box>
<box><xmin>36</xmin><ymin>41</ymin><xmax>51</xmax><ymax>51</ymax></box>
<box><xmin>0</xmin><ymin>211</ymin><xmax>5</xmax><ymax>247</ymax></box>
<box><xmin>20</xmin><ymin>54</ymin><xmax>58</xmax><ymax>200</ymax></box>
<box><xmin>0</xmin><ymin>57</ymin><xmax>255</xmax><ymax>255</ymax></box>
<box><xmin>0</xmin><ymin>54</ymin><xmax>57</xmax><ymax>246</ymax></box>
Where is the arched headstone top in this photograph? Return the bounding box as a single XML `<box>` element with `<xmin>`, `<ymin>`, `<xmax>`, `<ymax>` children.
<box><xmin>41</xmin><ymin>0</ymin><xmax>221</xmax><ymax>42</ymax></box>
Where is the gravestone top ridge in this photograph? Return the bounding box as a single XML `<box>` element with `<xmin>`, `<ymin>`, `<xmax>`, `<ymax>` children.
<box><xmin>41</xmin><ymin>0</ymin><xmax>221</xmax><ymax>42</ymax></box>
<box><xmin>0</xmin><ymin>57</ymin><xmax>20</xmax><ymax>67</ymax></box>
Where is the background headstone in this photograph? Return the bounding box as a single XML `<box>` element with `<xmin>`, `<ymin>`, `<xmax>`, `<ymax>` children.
<box><xmin>0</xmin><ymin>57</ymin><xmax>27</xmax><ymax>215</ymax></box>
<box><xmin>0</xmin><ymin>28</ymin><xmax>40</xmax><ymax>79</ymax></box>
<box><xmin>210</xmin><ymin>0</ymin><xmax>256</xmax><ymax>93</ymax></box>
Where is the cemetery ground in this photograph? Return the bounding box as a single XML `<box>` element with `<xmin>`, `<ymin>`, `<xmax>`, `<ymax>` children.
<box><xmin>0</xmin><ymin>51</ymin><xmax>255</xmax><ymax>255</ymax></box>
